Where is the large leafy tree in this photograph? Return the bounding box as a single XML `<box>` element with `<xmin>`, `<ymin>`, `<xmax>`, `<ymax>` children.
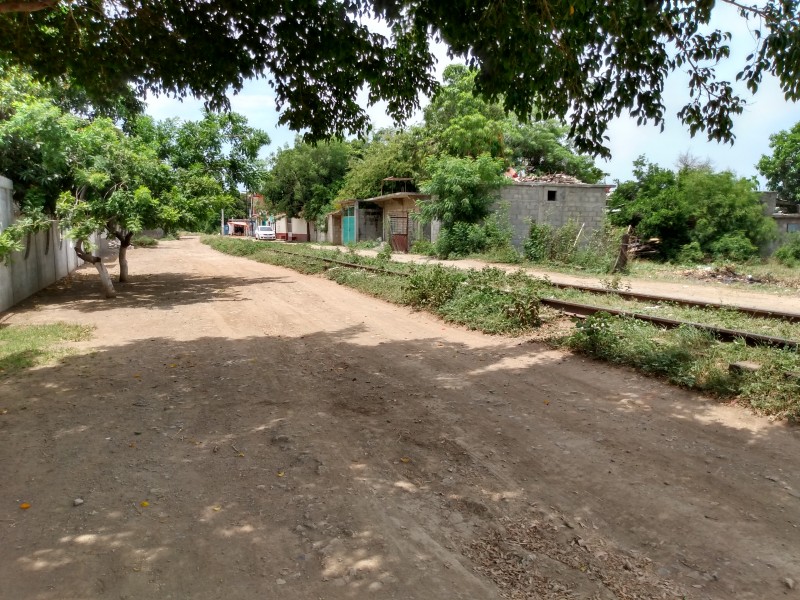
<box><xmin>0</xmin><ymin>69</ymin><xmax>267</xmax><ymax>295</ymax></box>
<box><xmin>56</xmin><ymin>117</ymin><xmax>175</xmax><ymax>293</ymax></box>
<box><xmin>337</xmin><ymin>128</ymin><xmax>424</xmax><ymax>201</ymax></box>
<box><xmin>263</xmin><ymin>139</ymin><xmax>351</xmax><ymax>222</ymax></box>
<box><xmin>758</xmin><ymin>121</ymin><xmax>800</xmax><ymax>206</ymax></box>
<box><xmin>423</xmin><ymin>65</ymin><xmax>603</xmax><ymax>182</ymax></box>
<box><xmin>3</xmin><ymin>1</ymin><xmax>798</xmax><ymax>155</ymax></box>
<box><xmin>609</xmin><ymin>157</ymin><xmax>777</xmax><ymax>261</ymax></box>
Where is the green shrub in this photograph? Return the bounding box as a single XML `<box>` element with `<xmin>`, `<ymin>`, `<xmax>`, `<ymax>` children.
<box><xmin>675</xmin><ymin>241</ymin><xmax>705</xmax><ymax>264</ymax></box>
<box><xmin>435</xmin><ymin>221</ymin><xmax>487</xmax><ymax>258</ymax></box>
<box><xmin>523</xmin><ymin>220</ymin><xmax>581</xmax><ymax>263</ymax></box>
<box><xmin>376</xmin><ymin>243</ymin><xmax>393</xmax><ymax>263</ymax></box>
<box><xmin>708</xmin><ymin>233</ymin><xmax>758</xmax><ymax>262</ymax></box>
<box><xmin>573</xmin><ymin>222</ymin><xmax>626</xmax><ymax>272</ymax></box>
<box><xmin>410</xmin><ymin>239</ymin><xmax>436</xmax><ymax>255</ymax></box>
<box><xmin>133</xmin><ymin>235</ymin><xmax>159</xmax><ymax>247</ymax></box>
<box><xmin>438</xmin><ymin>284</ymin><xmax>540</xmax><ymax>334</ymax></box>
<box><xmin>402</xmin><ymin>264</ymin><xmax>467</xmax><ymax>308</ymax></box>
<box><xmin>774</xmin><ymin>232</ymin><xmax>800</xmax><ymax>267</ymax></box>
<box><xmin>523</xmin><ymin>222</ymin><xmax>553</xmax><ymax>261</ymax></box>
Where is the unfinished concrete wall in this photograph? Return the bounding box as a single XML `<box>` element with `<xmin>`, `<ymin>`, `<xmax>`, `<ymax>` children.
<box><xmin>0</xmin><ymin>176</ymin><xmax>89</xmax><ymax>314</ymax></box>
<box><xmin>499</xmin><ymin>182</ymin><xmax>609</xmax><ymax>249</ymax></box>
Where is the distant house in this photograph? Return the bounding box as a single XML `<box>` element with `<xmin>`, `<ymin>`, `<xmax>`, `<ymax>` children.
<box><xmin>326</xmin><ymin>191</ymin><xmax>433</xmax><ymax>252</ymax></box>
<box><xmin>271</xmin><ymin>214</ymin><xmax>314</xmax><ymax>242</ymax></box>
<box><xmin>760</xmin><ymin>191</ymin><xmax>800</xmax><ymax>253</ymax></box>
<box><xmin>225</xmin><ymin>219</ymin><xmax>253</xmax><ymax>236</ymax></box>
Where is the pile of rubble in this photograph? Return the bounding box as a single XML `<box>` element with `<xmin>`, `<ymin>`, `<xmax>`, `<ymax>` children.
<box><xmin>509</xmin><ymin>171</ymin><xmax>586</xmax><ymax>184</ymax></box>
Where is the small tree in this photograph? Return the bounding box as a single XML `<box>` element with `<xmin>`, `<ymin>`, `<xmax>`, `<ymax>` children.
<box><xmin>418</xmin><ymin>153</ymin><xmax>507</xmax><ymax>257</ymax></box>
<box><xmin>758</xmin><ymin>121</ymin><xmax>800</xmax><ymax>207</ymax></box>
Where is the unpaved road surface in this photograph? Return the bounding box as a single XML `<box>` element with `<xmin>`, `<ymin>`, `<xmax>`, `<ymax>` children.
<box><xmin>1</xmin><ymin>236</ymin><xmax>799</xmax><ymax>600</ymax></box>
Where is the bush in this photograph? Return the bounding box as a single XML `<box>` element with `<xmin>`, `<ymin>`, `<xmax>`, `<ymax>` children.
<box><xmin>524</xmin><ymin>219</ymin><xmax>622</xmax><ymax>271</ymax></box>
<box><xmin>708</xmin><ymin>233</ymin><xmax>758</xmax><ymax>262</ymax></box>
<box><xmin>675</xmin><ymin>241</ymin><xmax>705</xmax><ymax>264</ymax></box>
<box><xmin>433</xmin><ymin>267</ymin><xmax>541</xmax><ymax>333</ymax></box>
<box><xmin>438</xmin><ymin>284</ymin><xmax>540</xmax><ymax>334</ymax></box>
<box><xmin>410</xmin><ymin>239</ymin><xmax>436</xmax><ymax>255</ymax></box>
<box><xmin>402</xmin><ymin>264</ymin><xmax>467</xmax><ymax>308</ymax></box>
<box><xmin>523</xmin><ymin>220</ymin><xmax>581</xmax><ymax>263</ymax></box>
<box><xmin>133</xmin><ymin>235</ymin><xmax>159</xmax><ymax>247</ymax></box>
<box><xmin>523</xmin><ymin>222</ymin><xmax>553</xmax><ymax>261</ymax></box>
<box><xmin>573</xmin><ymin>222</ymin><xmax>626</xmax><ymax>272</ymax></box>
<box><xmin>376</xmin><ymin>243</ymin><xmax>393</xmax><ymax>263</ymax></box>
<box><xmin>435</xmin><ymin>221</ymin><xmax>487</xmax><ymax>258</ymax></box>
<box><xmin>565</xmin><ymin>313</ymin><xmax>712</xmax><ymax>385</ymax></box>
<box><xmin>774</xmin><ymin>232</ymin><xmax>800</xmax><ymax>267</ymax></box>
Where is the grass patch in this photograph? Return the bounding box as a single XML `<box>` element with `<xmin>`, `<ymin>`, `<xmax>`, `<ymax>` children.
<box><xmin>0</xmin><ymin>322</ymin><xmax>93</xmax><ymax>378</ymax></box>
<box><xmin>326</xmin><ymin>267</ymin><xmax>406</xmax><ymax>304</ymax></box>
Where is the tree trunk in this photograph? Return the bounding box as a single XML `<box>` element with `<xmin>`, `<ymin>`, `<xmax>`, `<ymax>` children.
<box><xmin>118</xmin><ymin>233</ymin><xmax>133</xmax><ymax>283</ymax></box>
<box><xmin>612</xmin><ymin>226</ymin><xmax>632</xmax><ymax>274</ymax></box>
<box><xmin>93</xmin><ymin>261</ymin><xmax>117</xmax><ymax>298</ymax></box>
<box><xmin>74</xmin><ymin>241</ymin><xmax>117</xmax><ymax>298</ymax></box>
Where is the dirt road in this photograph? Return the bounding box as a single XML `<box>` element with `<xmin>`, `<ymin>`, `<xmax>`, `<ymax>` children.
<box><xmin>2</xmin><ymin>236</ymin><xmax>799</xmax><ymax>600</ymax></box>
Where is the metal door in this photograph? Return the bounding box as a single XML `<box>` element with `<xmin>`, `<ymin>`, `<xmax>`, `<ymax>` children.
<box><xmin>388</xmin><ymin>212</ymin><xmax>409</xmax><ymax>252</ymax></box>
<box><xmin>342</xmin><ymin>206</ymin><xmax>355</xmax><ymax>245</ymax></box>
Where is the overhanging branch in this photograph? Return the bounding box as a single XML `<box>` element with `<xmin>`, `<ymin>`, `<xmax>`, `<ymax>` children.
<box><xmin>0</xmin><ymin>1</ymin><xmax>59</xmax><ymax>14</ymax></box>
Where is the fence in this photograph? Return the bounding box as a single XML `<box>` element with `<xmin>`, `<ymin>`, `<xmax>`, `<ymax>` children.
<box><xmin>0</xmin><ymin>176</ymin><xmax>87</xmax><ymax>313</ymax></box>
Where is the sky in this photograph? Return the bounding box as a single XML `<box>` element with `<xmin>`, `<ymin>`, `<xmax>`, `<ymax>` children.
<box><xmin>146</xmin><ymin>5</ymin><xmax>798</xmax><ymax>187</ymax></box>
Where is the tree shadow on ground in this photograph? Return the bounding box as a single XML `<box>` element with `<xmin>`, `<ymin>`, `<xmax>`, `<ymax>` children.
<box><xmin>10</xmin><ymin>268</ymin><xmax>291</xmax><ymax>314</ymax></box>
<box><xmin>1</xmin><ymin>326</ymin><xmax>799</xmax><ymax>599</ymax></box>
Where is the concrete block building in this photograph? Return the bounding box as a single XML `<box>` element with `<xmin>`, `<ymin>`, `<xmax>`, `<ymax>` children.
<box><xmin>499</xmin><ymin>181</ymin><xmax>611</xmax><ymax>249</ymax></box>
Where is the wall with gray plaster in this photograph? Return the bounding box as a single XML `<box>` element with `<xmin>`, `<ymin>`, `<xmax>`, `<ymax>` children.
<box><xmin>498</xmin><ymin>182</ymin><xmax>609</xmax><ymax>249</ymax></box>
<box><xmin>0</xmin><ymin>177</ymin><xmax>88</xmax><ymax>314</ymax></box>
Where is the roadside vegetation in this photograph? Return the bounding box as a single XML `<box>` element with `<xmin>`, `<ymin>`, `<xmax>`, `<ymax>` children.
<box><xmin>0</xmin><ymin>323</ymin><xmax>93</xmax><ymax>378</ymax></box>
<box><xmin>204</xmin><ymin>236</ymin><xmax>800</xmax><ymax>420</ymax></box>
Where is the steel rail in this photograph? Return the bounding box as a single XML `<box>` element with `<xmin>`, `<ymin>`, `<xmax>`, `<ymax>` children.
<box><xmin>539</xmin><ymin>298</ymin><xmax>798</xmax><ymax>349</ymax></box>
<box><xmin>546</xmin><ymin>282</ymin><xmax>800</xmax><ymax>323</ymax></box>
<box><xmin>255</xmin><ymin>245</ymin><xmax>409</xmax><ymax>276</ymax></box>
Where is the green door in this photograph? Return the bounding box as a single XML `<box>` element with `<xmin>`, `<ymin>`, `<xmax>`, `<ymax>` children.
<box><xmin>342</xmin><ymin>206</ymin><xmax>355</xmax><ymax>244</ymax></box>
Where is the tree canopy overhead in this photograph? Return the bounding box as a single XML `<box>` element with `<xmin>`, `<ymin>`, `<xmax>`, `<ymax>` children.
<box><xmin>2</xmin><ymin>1</ymin><xmax>799</xmax><ymax>156</ymax></box>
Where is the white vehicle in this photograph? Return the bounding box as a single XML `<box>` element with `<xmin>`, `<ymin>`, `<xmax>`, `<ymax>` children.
<box><xmin>255</xmin><ymin>224</ymin><xmax>276</xmax><ymax>240</ymax></box>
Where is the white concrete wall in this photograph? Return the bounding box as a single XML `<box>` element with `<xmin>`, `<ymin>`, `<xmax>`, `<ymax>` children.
<box><xmin>0</xmin><ymin>177</ymin><xmax>90</xmax><ymax>314</ymax></box>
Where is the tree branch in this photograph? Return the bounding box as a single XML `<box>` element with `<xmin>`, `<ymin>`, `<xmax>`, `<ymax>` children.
<box><xmin>719</xmin><ymin>0</ymin><xmax>768</xmax><ymax>19</ymax></box>
<box><xmin>0</xmin><ymin>1</ymin><xmax>59</xmax><ymax>14</ymax></box>
<box><xmin>74</xmin><ymin>240</ymin><xmax>100</xmax><ymax>264</ymax></box>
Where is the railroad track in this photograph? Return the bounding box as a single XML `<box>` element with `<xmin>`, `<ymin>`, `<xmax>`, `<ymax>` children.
<box><xmin>255</xmin><ymin>244</ymin><xmax>800</xmax><ymax>349</ymax></box>
<box><xmin>546</xmin><ymin>281</ymin><xmax>800</xmax><ymax>323</ymax></box>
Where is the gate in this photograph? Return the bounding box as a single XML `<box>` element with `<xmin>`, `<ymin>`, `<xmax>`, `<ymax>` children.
<box><xmin>342</xmin><ymin>206</ymin><xmax>355</xmax><ymax>245</ymax></box>
<box><xmin>388</xmin><ymin>211</ymin><xmax>409</xmax><ymax>252</ymax></box>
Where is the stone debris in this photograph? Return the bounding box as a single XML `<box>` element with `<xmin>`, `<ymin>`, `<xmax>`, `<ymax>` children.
<box><xmin>462</xmin><ymin>515</ymin><xmax>686</xmax><ymax>600</ymax></box>
<box><xmin>514</xmin><ymin>173</ymin><xmax>586</xmax><ymax>185</ymax></box>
